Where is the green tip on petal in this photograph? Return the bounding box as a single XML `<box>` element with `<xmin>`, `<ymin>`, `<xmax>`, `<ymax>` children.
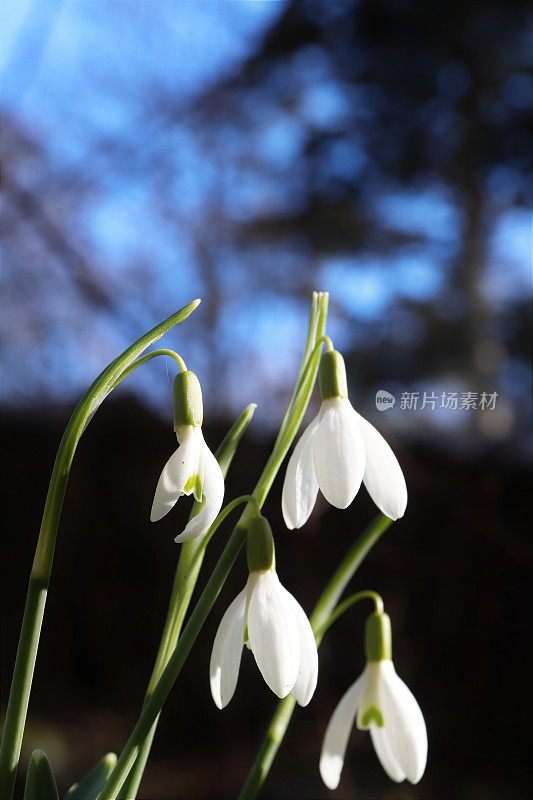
<box><xmin>184</xmin><ymin>473</ymin><xmax>203</xmax><ymax>500</ymax></box>
<box><xmin>360</xmin><ymin>705</ymin><xmax>384</xmax><ymax>728</ymax></box>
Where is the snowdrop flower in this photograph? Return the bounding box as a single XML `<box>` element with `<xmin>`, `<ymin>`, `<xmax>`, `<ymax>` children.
<box><xmin>151</xmin><ymin>370</ymin><xmax>224</xmax><ymax>543</ymax></box>
<box><xmin>210</xmin><ymin>515</ymin><xmax>318</xmax><ymax>708</ymax></box>
<box><xmin>320</xmin><ymin>610</ymin><xmax>427</xmax><ymax>789</ymax></box>
<box><xmin>282</xmin><ymin>348</ymin><xmax>407</xmax><ymax>528</ymax></box>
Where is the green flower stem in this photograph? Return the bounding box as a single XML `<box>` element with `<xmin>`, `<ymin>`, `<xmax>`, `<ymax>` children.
<box><xmin>253</xmin><ymin>294</ymin><xmax>328</xmax><ymax>507</ymax></box>
<box><xmin>98</xmin><ymin>524</ymin><xmax>248</xmax><ymax>800</ymax></box>
<box><xmin>309</xmin><ymin>515</ymin><xmax>393</xmax><ymax>643</ymax></box>
<box><xmin>116</xmin><ymin>404</ymin><xmax>258</xmax><ymax>800</ymax></box>
<box><xmin>117</xmin><ymin>488</ymin><xmax>258</xmax><ymax>800</ymax></box>
<box><xmin>321</xmin><ymin>335</ymin><xmax>334</xmax><ymax>353</ymax></box>
<box><xmin>117</xmin><ymin>494</ymin><xmax>257</xmax><ymax>800</ymax></box>
<box><xmin>100</xmin><ymin>292</ymin><xmax>330</xmax><ymax>800</ymax></box>
<box><xmin>238</xmin><ymin>513</ymin><xmax>393</xmax><ymax>800</ymax></box>
<box><xmin>0</xmin><ymin>300</ymin><xmax>200</xmax><ymax>800</ymax></box>
<box><xmin>314</xmin><ymin>590</ymin><xmax>384</xmax><ymax>639</ymax></box>
<box><xmin>275</xmin><ymin>325</ymin><xmax>327</xmax><ymax>442</ymax></box>
<box><xmin>110</xmin><ymin>348</ymin><xmax>187</xmax><ymax>389</ymax></box>
<box><xmin>152</xmin><ymin>494</ymin><xmax>261</xmax><ymax>691</ymax></box>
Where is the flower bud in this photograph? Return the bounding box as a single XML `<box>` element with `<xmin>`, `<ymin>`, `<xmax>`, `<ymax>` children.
<box><xmin>173</xmin><ymin>370</ymin><xmax>203</xmax><ymax>429</ymax></box>
<box><xmin>364</xmin><ymin>611</ymin><xmax>392</xmax><ymax>662</ymax></box>
<box><xmin>319</xmin><ymin>350</ymin><xmax>348</xmax><ymax>400</ymax></box>
<box><xmin>247</xmin><ymin>514</ymin><xmax>276</xmax><ymax>573</ymax></box>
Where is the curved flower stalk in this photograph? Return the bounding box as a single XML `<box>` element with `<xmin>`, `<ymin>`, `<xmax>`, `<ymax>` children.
<box><xmin>0</xmin><ymin>300</ymin><xmax>201</xmax><ymax>800</ymax></box>
<box><xmin>282</xmin><ymin>348</ymin><xmax>407</xmax><ymax>528</ymax></box>
<box><xmin>320</xmin><ymin>610</ymin><xmax>427</xmax><ymax>790</ymax></box>
<box><xmin>151</xmin><ymin>370</ymin><xmax>224</xmax><ymax>542</ymax></box>
<box><xmin>210</xmin><ymin>515</ymin><xmax>318</xmax><ymax>708</ymax></box>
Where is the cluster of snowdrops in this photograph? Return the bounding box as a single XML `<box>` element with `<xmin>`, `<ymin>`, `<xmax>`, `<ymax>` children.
<box><xmin>0</xmin><ymin>293</ymin><xmax>427</xmax><ymax>800</ymax></box>
<box><xmin>151</xmin><ymin>333</ymin><xmax>427</xmax><ymax>791</ymax></box>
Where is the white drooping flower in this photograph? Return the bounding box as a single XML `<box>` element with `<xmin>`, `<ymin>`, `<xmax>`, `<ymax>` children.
<box><xmin>210</xmin><ymin>516</ymin><xmax>318</xmax><ymax>709</ymax></box>
<box><xmin>150</xmin><ymin>370</ymin><xmax>224</xmax><ymax>543</ymax></box>
<box><xmin>320</xmin><ymin>612</ymin><xmax>427</xmax><ymax>789</ymax></box>
<box><xmin>282</xmin><ymin>349</ymin><xmax>407</xmax><ymax>528</ymax></box>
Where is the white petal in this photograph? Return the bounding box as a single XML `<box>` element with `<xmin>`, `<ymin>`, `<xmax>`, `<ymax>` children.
<box><xmin>247</xmin><ymin>571</ymin><xmax>300</xmax><ymax>699</ymax></box>
<box><xmin>174</xmin><ymin>437</ymin><xmax>225</xmax><ymax>542</ymax></box>
<box><xmin>356</xmin><ymin>660</ymin><xmax>382</xmax><ymax>730</ymax></box>
<box><xmin>313</xmin><ymin>398</ymin><xmax>366</xmax><ymax>508</ymax></box>
<box><xmin>282</xmin><ymin>589</ymin><xmax>318</xmax><ymax>707</ymax></box>
<box><xmin>281</xmin><ymin>417</ymin><xmax>320</xmax><ymax>529</ymax></box>
<box><xmin>209</xmin><ymin>588</ymin><xmax>247</xmax><ymax>709</ymax></box>
<box><xmin>370</xmin><ymin>726</ymin><xmax>406</xmax><ymax>782</ymax></box>
<box><xmin>319</xmin><ymin>672</ymin><xmax>366</xmax><ymax>790</ymax></box>
<box><xmin>378</xmin><ymin>661</ymin><xmax>427</xmax><ymax>784</ymax></box>
<box><xmin>243</xmin><ymin>572</ymin><xmax>258</xmax><ymax>624</ymax></box>
<box><xmin>150</xmin><ymin>427</ymin><xmax>200</xmax><ymax>522</ymax></box>
<box><xmin>356</xmin><ymin>412</ymin><xmax>408</xmax><ymax>520</ymax></box>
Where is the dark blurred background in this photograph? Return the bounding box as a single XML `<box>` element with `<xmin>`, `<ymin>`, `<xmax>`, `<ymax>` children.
<box><xmin>1</xmin><ymin>1</ymin><xmax>532</xmax><ymax>799</ymax></box>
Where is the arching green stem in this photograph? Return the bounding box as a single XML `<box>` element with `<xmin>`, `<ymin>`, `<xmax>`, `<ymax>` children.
<box><xmin>110</xmin><ymin>348</ymin><xmax>187</xmax><ymax>389</ymax></box>
<box><xmin>0</xmin><ymin>300</ymin><xmax>200</xmax><ymax>800</ymax></box>
<box><xmin>315</xmin><ymin>590</ymin><xmax>384</xmax><ymax>639</ymax></box>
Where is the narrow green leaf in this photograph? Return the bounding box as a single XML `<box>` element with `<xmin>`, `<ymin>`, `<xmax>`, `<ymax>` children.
<box><xmin>32</xmin><ymin>297</ymin><xmax>201</xmax><ymax>577</ymax></box>
<box><xmin>214</xmin><ymin>402</ymin><xmax>257</xmax><ymax>475</ymax></box>
<box><xmin>0</xmin><ymin>300</ymin><xmax>201</xmax><ymax>800</ymax></box>
<box><xmin>22</xmin><ymin>750</ymin><xmax>58</xmax><ymax>800</ymax></box>
<box><xmin>81</xmin><ymin>298</ymin><xmax>201</xmax><ymax>430</ymax></box>
<box><xmin>66</xmin><ymin>753</ymin><xmax>117</xmax><ymax>800</ymax></box>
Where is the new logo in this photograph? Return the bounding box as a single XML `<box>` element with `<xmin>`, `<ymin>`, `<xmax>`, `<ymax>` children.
<box><xmin>375</xmin><ymin>390</ymin><xmax>396</xmax><ymax>411</ymax></box>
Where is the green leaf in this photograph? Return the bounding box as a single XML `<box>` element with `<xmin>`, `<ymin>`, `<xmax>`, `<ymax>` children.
<box><xmin>32</xmin><ymin>297</ymin><xmax>200</xmax><ymax>578</ymax></box>
<box><xmin>215</xmin><ymin>402</ymin><xmax>257</xmax><ymax>476</ymax></box>
<box><xmin>66</xmin><ymin>753</ymin><xmax>117</xmax><ymax>800</ymax></box>
<box><xmin>80</xmin><ymin>298</ymin><xmax>201</xmax><ymax>432</ymax></box>
<box><xmin>0</xmin><ymin>301</ymin><xmax>201</xmax><ymax>800</ymax></box>
<box><xmin>23</xmin><ymin>750</ymin><xmax>58</xmax><ymax>800</ymax></box>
